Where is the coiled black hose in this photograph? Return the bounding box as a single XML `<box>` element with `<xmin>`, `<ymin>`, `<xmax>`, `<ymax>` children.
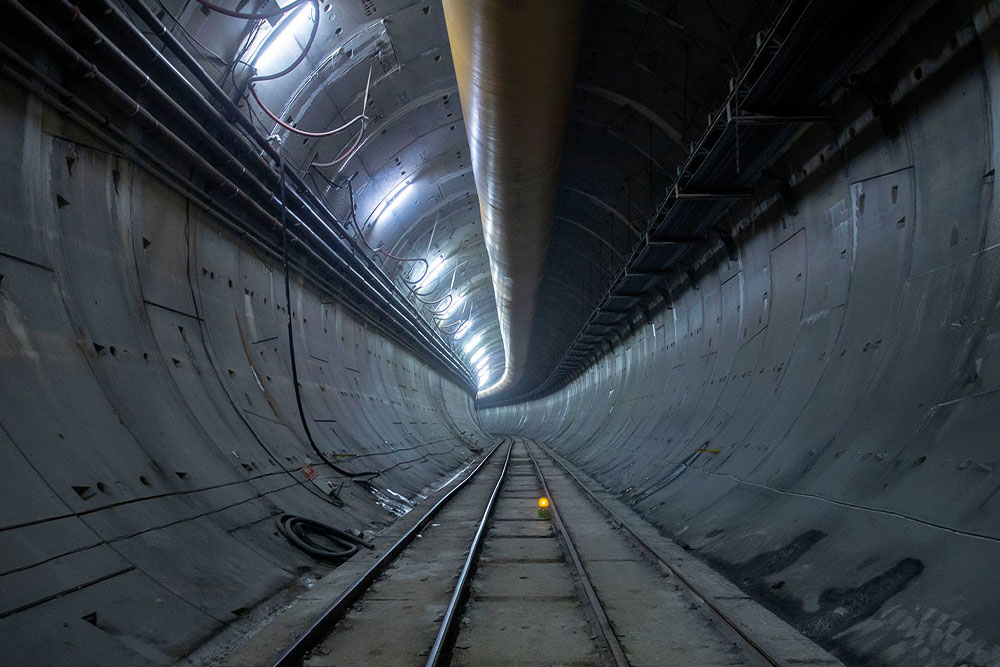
<box><xmin>277</xmin><ymin>514</ymin><xmax>374</xmax><ymax>561</ymax></box>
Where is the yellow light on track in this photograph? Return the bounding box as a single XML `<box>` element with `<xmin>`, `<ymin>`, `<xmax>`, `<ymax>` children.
<box><xmin>537</xmin><ymin>497</ymin><xmax>550</xmax><ymax>509</ymax></box>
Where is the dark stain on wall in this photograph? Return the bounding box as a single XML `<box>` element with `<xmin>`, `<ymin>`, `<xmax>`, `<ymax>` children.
<box><xmin>705</xmin><ymin>531</ymin><xmax>925</xmax><ymax>665</ymax></box>
<box><xmin>802</xmin><ymin>558</ymin><xmax>925</xmax><ymax>641</ymax></box>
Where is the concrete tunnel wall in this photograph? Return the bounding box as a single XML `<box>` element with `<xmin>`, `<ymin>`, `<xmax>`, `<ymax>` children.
<box><xmin>0</xmin><ymin>75</ymin><xmax>487</xmax><ymax>664</ymax></box>
<box><xmin>482</xmin><ymin>3</ymin><xmax>1000</xmax><ymax>665</ymax></box>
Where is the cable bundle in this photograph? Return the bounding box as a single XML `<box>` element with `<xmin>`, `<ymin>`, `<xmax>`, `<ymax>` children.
<box><xmin>276</xmin><ymin>514</ymin><xmax>374</xmax><ymax>561</ymax></box>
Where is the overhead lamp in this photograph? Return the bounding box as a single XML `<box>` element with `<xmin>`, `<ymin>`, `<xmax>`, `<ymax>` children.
<box><xmin>252</xmin><ymin>3</ymin><xmax>314</xmax><ymax>74</ymax></box>
<box><xmin>417</xmin><ymin>256</ymin><xmax>445</xmax><ymax>287</ymax></box>
<box><xmin>468</xmin><ymin>345</ymin><xmax>487</xmax><ymax>366</ymax></box>
<box><xmin>441</xmin><ymin>292</ymin><xmax>465</xmax><ymax>319</ymax></box>
<box><xmin>370</xmin><ymin>181</ymin><xmax>414</xmax><ymax>226</ymax></box>
<box><xmin>453</xmin><ymin>319</ymin><xmax>473</xmax><ymax>340</ymax></box>
<box><xmin>462</xmin><ymin>332</ymin><xmax>483</xmax><ymax>356</ymax></box>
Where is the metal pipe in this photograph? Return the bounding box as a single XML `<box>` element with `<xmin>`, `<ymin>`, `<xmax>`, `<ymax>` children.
<box><xmin>26</xmin><ymin>0</ymin><xmax>473</xmax><ymax>386</ymax></box>
<box><xmin>0</xmin><ymin>44</ymin><xmax>443</xmax><ymax>385</ymax></box>
<box><xmin>101</xmin><ymin>0</ymin><xmax>461</xmax><ymax>378</ymax></box>
<box><xmin>1</xmin><ymin>0</ymin><xmax>474</xmax><ymax>386</ymax></box>
<box><xmin>442</xmin><ymin>0</ymin><xmax>583</xmax><ymax>399</ymax></box>
<box><xmin>76</xmin><ymin>0</ymin><xmax>467</xmax><ymax>383</ymax></box>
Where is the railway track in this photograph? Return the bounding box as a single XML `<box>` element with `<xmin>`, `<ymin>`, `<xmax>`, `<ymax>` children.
<box><xmin>268</xmin><ymin>437</ymin><xmax>838</xmax><ymax>667</ymax></box>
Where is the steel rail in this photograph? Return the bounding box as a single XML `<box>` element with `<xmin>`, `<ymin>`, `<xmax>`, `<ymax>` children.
<box><xmin>269</xmin><ymin>438</ymin><xmax>511</xmax><ymax>667</ymax></box>
<box><xmin>523</xmin><ymin>440</ymin><xmax>630</xmax><ymax>667</ymax></box>
<box><xmin>424</xmin><ymin>438</ymin><xmax>516</xmax><ymax>666</ymax></box>
<box><xmin>535</xmin><ymin>441</ymin><xmax>786</xmax><ymax>667</ymax></box>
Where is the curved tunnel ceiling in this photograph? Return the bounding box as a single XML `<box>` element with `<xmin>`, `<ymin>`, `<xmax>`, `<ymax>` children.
<box><xmin>222</xmin><ymin>0</ymin><xmax>802</xmax><ymax>401</ymax></box>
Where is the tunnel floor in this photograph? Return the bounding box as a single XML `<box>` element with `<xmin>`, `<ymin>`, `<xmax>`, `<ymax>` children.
<box><xmin>213</xmin><ymin>439</ymin><xmax>841</xmax><ymax>666</ymax></box>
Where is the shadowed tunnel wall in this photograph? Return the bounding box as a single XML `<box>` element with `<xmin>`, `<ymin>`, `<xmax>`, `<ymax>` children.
<box><xmin>0</xmin><ymin>76</ymin><xmax>486</xmax><ymax>664</ymax></box>
<box><xmin>483</xmin><ymin>3</ymin><xmax>1000</xmax><ymax>665</ymax></box>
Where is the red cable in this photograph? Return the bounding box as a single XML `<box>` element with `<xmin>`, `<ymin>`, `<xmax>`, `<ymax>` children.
<box><xmin>310</xmin><ymin>123</ymin><xmax>363</xmax><ymax>167</ymax></box>
<box><xmin>310</xmin><ymin>64</ymin><xmax>373</xmax><ymax>166</ymax></box>
<box><xmin>250</xmin><ymin>85</ymin><xmax>365</xmax><ymax>138</ymax></box>
<box><xmin>346</xmin><ymin>180</ymin><xmax>429</xmax><ymax>273</ymax></box>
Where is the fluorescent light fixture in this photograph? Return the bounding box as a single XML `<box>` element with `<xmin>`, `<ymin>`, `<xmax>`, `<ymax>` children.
<box><xmin>441</xmin><ymin>292</ymin><xmax>465</xmax><ymax>319</ymax></box>
<box><xmin>370</xmin><ymin>181</ymin><xmax>413</xmax><ymax>226</ymax></box>
<box><xmin>463</xmin><ymin>332</ymin><xmax>483</xmax><ymax>356</ymax></box>
<box><xmin>453</xmin><ymin>320</ymin><xmax>473</xmax><ymax>340</ymax></box>
<box><xmin>468</xmin><ymin>345</ymin><xmax>487</xmax><ymax>366</ymax></box>
<box><xmin>252</xmin><ymin>3</ymin><xmax>314</xmax><ymax>75</ymax></box>
<box><xmin>416</xmin><ymin>256</ymin><xmax>445</xmax><ymax>286</ymax></box>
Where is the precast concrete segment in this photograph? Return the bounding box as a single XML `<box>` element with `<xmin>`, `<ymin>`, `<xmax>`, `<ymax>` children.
<box><xmin>480</xmin><ymin>2</ymin><xmax>1000</xmax><ymax>665</ymax></box>
<box><xmin>442</xmin><ymin>0</ymin><xmax>584</xmax><ymax>399</ymax></box>
<box><xmin>0</xmin><ymin>75</ymin><xmax>487</xmax><ymax>665</ymax></box>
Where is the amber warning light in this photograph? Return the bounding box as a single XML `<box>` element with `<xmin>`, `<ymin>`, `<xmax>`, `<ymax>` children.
<box><xmin>537</xmin><ymin>496</ymin><xmax>550</xmax><ymax>520</ymax></box>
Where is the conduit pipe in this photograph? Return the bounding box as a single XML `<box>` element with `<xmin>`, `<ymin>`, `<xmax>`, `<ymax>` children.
<box><xmin>23</xmin><ymin>0</ymin><xmax>474</xmax><ymax>388</ymax></box>
<box><xmin>3</xmin><ymin>0</ymin><xmax>474</xmax><ymax>392</ymax></box>
<box><xmin>442</xmin><ymin>0</ymin><xmax>583</xmax><ymax>399</ymax></box>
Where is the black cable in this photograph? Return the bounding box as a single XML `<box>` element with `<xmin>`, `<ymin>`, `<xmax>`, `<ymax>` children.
<box><xmin>278</xmin><ymin>158</ymin><xmax>381</xmax><ymax>480</ymax></box>
<box><xmin>348</xmin><ymin>180</ymin><xmax>427</xmax><ymax>278</ymax></box>
<box><xmin>227</xmin><ymin>21</ymin><xmax>262</xmax><ymax>97</ymax></box>
<box><xmin>277</xmin><ymin>514</ymin><xmax>373</xmax><ymax>561</ymax></box>
<box><xmin>182</xmin><ymin>198</ymin><xmax>346</xmax><ymax>509</ymax></box>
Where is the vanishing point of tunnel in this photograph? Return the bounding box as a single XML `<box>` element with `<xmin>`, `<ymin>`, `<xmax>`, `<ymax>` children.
<box><xmin>1</xmin><ymin>0</ymin><xmax>999</xmax><ymax>665</ymax></box>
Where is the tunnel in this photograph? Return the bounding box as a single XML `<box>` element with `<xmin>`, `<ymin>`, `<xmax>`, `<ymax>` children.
<box><xmin>0</xmin><ymin>0</ymin><xmax>998</xmax><ymax>665</ymax></box>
